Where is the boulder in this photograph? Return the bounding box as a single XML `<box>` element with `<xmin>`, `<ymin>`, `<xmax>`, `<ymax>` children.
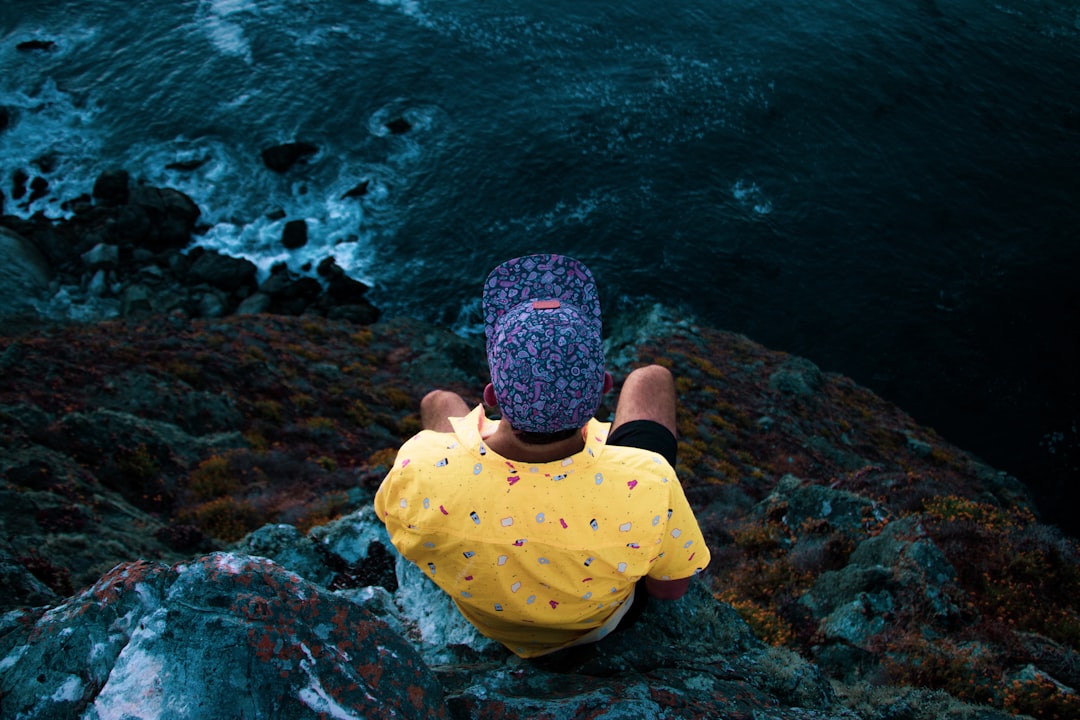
<box><xmin>341</xmin><ymin>179</ymin><xmax>369</xmax><ymax>199</ymax></box>
<box><xmin>0</xmin><ymin>226</ymin><xmax>52</xmax><ymax>318</ymax></box>
<box><xmin>127</xmin><ymin>185</ymin><xmax>201</xmax><ymax>251</ymax></box>
<box><xmin>326</xmin><ymin>273</ymin><xmax>371</xmax><ymax>304</ymax></box>
<box><xmin>236</xmin><ymin>291</ymin><xmax>272</xmax><ymax>315</ymax></box>
<box><xmin>81</xmin><ymin>242</ymin><xmax>120</xmax><ymax>269</ymax></box>
<box><xmin>282</xmin><ymin>218</ymin><xmax>308</xmax><ymax>250</ymax></box>
<box><xmin>259</xmin><ymin>265</ymin><xmax>322</xmax><ymax>315</ymax></box>
<box><xmin>385</xmin><ymin>117</ymin><xmax>412</xmax><ymax>135</ymax></box>
<box><xmin>0</xmin><ymin>553</ymin><xmax>451</xmax><ymax>720</ymax></box>
<box><xmin>92</xmin><ymin>169</ymin><xmax>130</xmax><ymax>207</ymax></box>
<box><xmin>16</xmin><ymin>39</ymin><xmax>57</xmax><ymax>51</ymax></box>
<box><xmin>121</xmin><ymin>283</ymin><xmax>154</xmax><ymax>318</ymax></box>
<box><xmin>260</xmin><ymin>142</ymin><xmax>318</xmax><ymax>173</ymax></box>
<box><xmin>187</xmin><ymin>249</ymin><xmax>258</xmax><ymax>293</ymax></box>
<box><xmin>326</xmin><ymin>302</ymin><xmax>380</xmax><ymax>325</ymax></box>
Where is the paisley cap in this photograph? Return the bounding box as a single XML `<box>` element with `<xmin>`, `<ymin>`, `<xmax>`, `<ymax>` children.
<box><xmin>483</xmin><ymin>254</ymin><xmax>605</xmax><ymax>433</ymax></box>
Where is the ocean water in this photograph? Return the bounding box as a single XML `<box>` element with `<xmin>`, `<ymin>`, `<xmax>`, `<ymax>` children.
<box><xmin>2</xmin><ymin>0</ymin><xmax>1078</xmax><ymax>532</ymax></box>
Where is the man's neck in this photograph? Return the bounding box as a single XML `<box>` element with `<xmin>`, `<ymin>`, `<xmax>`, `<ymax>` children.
<box><xmin>483</xmin><ymin>420</ymin><xmax>587</xmax><ymax>463</ymax></box>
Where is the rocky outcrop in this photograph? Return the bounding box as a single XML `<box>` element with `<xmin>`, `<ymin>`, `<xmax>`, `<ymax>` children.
<box><xmin>1</xmin><ymin>310</ymin><xmax>1076</xmax><ymax>719</ymax></box>
<box><xmin>0</xmin><ymin>507</ymin><xmax>1022</xmax><ymax>720</ymax></box>
<box><xmin>0</xmin><ymin>551</ymin><xmax>449</xmax><ymax>719</ymax></box>
<box><xmin>0</xmin><ymin>170</ymin><xmax>380</xmax><ymax>326</ymax></box>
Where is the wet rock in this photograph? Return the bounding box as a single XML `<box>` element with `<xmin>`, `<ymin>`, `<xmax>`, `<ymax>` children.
<box><xmin>127</xmin><ymin>185</ymin><xmax>201</xmax><ymax>251</ymax></box>
<box><xmin>259</xmin><ymin>264</ymin><xmax>322</xmax><ymax>315</ymax></box>
<box><xmin>16</xmin><ymin>39</ymin><xmax>57</xmax><ymax>51</ymax></box>
<box><xmin>386</xmin><ymin>117</ymin><xmax>412</xmax><ymax>135</ymax></box>
<box><xmin>165</xmin><ymin>157</ymin><xmax>210</xmax><ymax>172</ymax></box>
<box><xmin>282</xmin><ymin>218</ymin><xmax>308</xmax><ymax>249</ymax></box>
<box><xmin>187</xmin><ymin>249</ymin><xmax>258</xmax><ymax>293</ymax></box>
<box><xmin>341</xmin><ymin>180</ymin><xmax>370</xmax><ymax>199</ymax></box>
<box><xmin>326</xmin><ymin>272</ymin><xmax>371</xmax><ymax>303</ymax></box>
<box><xmin>260</xmin><ymin>142</ymin><xmax>318</xmax><ymax>173</ymax></box>
<box><xmin>92</xmin><ymin>168</ymin><xmax>130</xmax><ymax>206</ymax></box>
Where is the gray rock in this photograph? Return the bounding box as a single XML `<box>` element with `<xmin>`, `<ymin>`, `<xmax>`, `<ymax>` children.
<box><xmin>261</xmin><ymin>142</ymin><xmax>318</xmax><ymax>173</ymax></box>
<box><xmin>121</xmin><ymin>283</ymin><xmax>154</xmax><ymax>318</ymax></box>
<box><xmin>80</xmin><ymin>242</ymin><xmax>120</xmax><ymax>269</ymax></box>
<box><xmin>770</xmin><ymin>356</ymin><xmax>825</xmax><ymax>396</ymax></box>
<box><xmin>187</xmin><ymin>250</ymin><xmax>258</xmax><ymax>293</ymax></box>
<box><xmin>236</xmin><ymin>291</ymin><xmax>272</xmax><ymax>315</ymax></box>
<box><xmin>0</xmin><ymin>553</ymin><xmax>450</xmax><ymax>719</ymax></box>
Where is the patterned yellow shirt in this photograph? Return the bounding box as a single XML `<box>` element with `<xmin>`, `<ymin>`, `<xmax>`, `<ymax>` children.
<box><xmin>374</xmin><ymin>406</ymin><xmax>710</xmax><ymax>657</ymax></box>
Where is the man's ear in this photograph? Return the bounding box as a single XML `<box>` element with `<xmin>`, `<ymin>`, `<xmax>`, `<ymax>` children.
<box><xmin>602</xmin><ymin>372</ymin><xmax>614</xmax><ymax>393</ymax></box>
<box><xmin>483</xmin><ymin>383</ymin><xmax>498</xmax><ymax>407</ymax></box>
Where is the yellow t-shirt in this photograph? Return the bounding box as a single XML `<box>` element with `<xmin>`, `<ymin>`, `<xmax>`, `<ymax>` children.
<box><xmin>374</xmin><ymin>406</ymin><xmax>710</xmax><ymax>657</ymax></box>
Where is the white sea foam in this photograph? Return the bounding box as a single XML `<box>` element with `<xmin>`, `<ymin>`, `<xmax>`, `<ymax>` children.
<box><xmin>196</xmin><ymin>0</ymin><xmax>258</xmax><ymax>63</ymax></box>
<box><xmin>732</xmin><ymin>179</ymin><xmax>773</xmax><ymax>215</ymax></box>
<box><xmin>372</xmin><ymin>0</ymin><xmax>433</xmax><ymax>27</ymax></box>
<box><xmin>0</xmin><ymin>79</ymin><xmax>105</xmax><ymax>219</ymax></box>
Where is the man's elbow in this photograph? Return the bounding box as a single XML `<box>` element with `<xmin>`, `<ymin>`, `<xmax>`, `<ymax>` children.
<box><xmin>645</xmin><ymin>575</ymin><xmax>692</xmax><ymax>600</ymax></box>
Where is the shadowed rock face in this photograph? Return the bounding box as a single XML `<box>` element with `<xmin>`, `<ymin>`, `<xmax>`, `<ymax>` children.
<box><xmin>0</xmin><ymin>227</ymin><xmax>51</xmax><ymax>316</ymax></box>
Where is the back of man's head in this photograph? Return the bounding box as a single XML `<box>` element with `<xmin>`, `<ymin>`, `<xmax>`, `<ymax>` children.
<box><xmin>483</xmin><ymin>254</ymin><xmax>606</xmax><ymax>433</ymax></box>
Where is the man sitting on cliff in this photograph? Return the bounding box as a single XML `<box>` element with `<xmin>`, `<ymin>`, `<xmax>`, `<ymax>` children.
<box><xmin>375</xmin><ymin>253</ymin><xmax>710</xmax><ymax>658</ymax></box>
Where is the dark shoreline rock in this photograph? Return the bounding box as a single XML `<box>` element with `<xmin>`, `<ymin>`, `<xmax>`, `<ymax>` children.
<box><xmin>0</xmin><ymin>170</ymin><xmax>380</xmax><ymax>327</ymax></box>
<box><xmin>260</xmin><ymin>141</ymin><xmax>319</xmax><ymax>173</ymax></box>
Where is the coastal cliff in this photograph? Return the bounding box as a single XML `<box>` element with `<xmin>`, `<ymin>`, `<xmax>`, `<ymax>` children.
<box><xmin>2</xmin><ymin>308</ymin><xmax>1077</xmax><ymax>719</ymax></box>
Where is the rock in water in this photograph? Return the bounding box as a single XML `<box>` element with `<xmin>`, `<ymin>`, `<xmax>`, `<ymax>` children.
<box><xmin>260</xmin><ymin>142</ymin><xmax>319</xmax><ymax>173</ymax></box>
<box><xmin>282</xmin><ymin>219</ymin><xmax>309</xmax><ymax>250</ymax></box>
<box><xmin>0</xmin><ymin>553</ymin><xmax>451</xmax><ymax>719</ymax></box>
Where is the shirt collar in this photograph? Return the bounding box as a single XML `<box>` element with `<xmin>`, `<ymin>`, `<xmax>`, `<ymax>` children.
<box><xmin>449</xmin><ymin>405</ymin><xmax>611</xmax><ymax>462</ymax></box>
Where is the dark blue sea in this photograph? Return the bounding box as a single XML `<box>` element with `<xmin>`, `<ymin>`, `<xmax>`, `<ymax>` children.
<box><xmin>2</xmin><ymin>0</ymin><xmax>1078</xmax><ymax>533</ymax></box>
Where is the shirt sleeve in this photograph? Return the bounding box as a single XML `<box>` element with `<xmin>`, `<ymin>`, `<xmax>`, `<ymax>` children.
<box><xmin>648</xmin><ymin>477</ymin><xmax>710</xmax><ymax>581</ymax></box>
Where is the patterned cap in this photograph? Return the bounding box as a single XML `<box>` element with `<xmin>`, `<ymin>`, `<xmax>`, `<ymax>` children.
<box><xmin>483</xmin><ymin>254</ymin><xmax>605</xmax><ymax>433</ymax></box>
